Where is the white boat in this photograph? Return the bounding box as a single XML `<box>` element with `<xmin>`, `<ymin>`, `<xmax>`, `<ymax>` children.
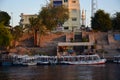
<box><xmin>113</xmin><ymin>55</ymin><xmax>120</xmax><ymax>63</ymax></box>
<box><xmin>21</xmin><ymin>56</ymin><xmax>37</xmax><ymax>66</ymax></box>
<box><xmin>12</xmin><ymin>55</ymin><xmax>29</xmax><ymax>66</ymax></box>
<box><xmin>36</xmin><ymin>55</ymin><xmax>58</xmax><ymax>65</ymax></box>
<box><xmin>49</xmin><ymin>56</ymin><xmax>58</xmax><ymax>65</ymax></box>
<box><xmin>58</xmin><ymin>54</ymin><xmax>106</xmax><ymax>65</ymax></box>
<box><xmin>36</xmin><ymin>55</ymin><xmax>50</xmax><ymax>65</ymax></box>
<box><xmin>12</xmin><ymin>54</ymin><xmax>37</xmax><ymax>66</ymax></box>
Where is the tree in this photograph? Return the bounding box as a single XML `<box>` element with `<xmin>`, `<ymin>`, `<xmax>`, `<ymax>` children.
<box><xmin>37</xmin><ymin>19</ymin><xmax>47</xmax><ymax>47</ymax></box>
<box><xmin>28</xmin><ymin>4</ymin><xmax>69</xmax><ymax>47</ymax></box>
<box><xmin>112</xmin><ymin>12</ymin><xmax>120</xmax><ymax>30</ymax></box>
<box><xmin>0</xmin><ymin>11</ymin><xmax>11</xmax><ymax>26</ymax></box>
<box><xmin>29</xmin><ymin>17</ymin><xmax>46</xmax><ymax>47</ymax></box>
<box><xmin>39</xmin><ymin>5</ymin><xmax>69</xmax><ymax>31</ymax></box>
<box><xmin>29</xmin><ymin>17</ymin><xmax>39</xmax><ymax>46</ymax></box>
<box><xmin>91</xmin><ymin>9</ymin><xmax>112</xmax><ymax>32</ymax></box>
<box><xmin>0</xmin><ymin>22</ymin><xmax>12</xmax><ymax>50</ymax></box>
<box><xmin>11</xmin><ymin>25</ymin><xmax>23</xmax><ymax>47</ymax></box>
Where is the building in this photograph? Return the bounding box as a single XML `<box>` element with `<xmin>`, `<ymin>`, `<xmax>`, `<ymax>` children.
<box><xmin>50</xmin><ymin>0</ymin><xmax>81</xmax><ymax>31</ymax></box>
<box><xmin>19</xmin><ymin>13</ymin><xmax>38</xmax><ymax>28</ymax></box>
<box><xmin>81</xmin><ymin>9</ymin><xmax>86</xmax><ymax>27</ymax></box>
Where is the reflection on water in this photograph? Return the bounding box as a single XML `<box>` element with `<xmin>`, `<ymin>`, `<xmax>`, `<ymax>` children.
<box><xmin>0</xmin><ymin>63</ymin><xmax>120</xmax><ymax>80</ymax></box>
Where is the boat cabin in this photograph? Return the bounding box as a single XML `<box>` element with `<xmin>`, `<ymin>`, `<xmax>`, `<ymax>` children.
<box><xmin>57</xmin><ymin>42</ymin><xmax>95</xmax><ymax>58</ymax></box>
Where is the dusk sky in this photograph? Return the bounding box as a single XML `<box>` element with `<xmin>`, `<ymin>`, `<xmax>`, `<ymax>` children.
<box><xmin>0</xmin><ymin>0</ymin><xmax>120</xmax><ymax>27</ymax></box>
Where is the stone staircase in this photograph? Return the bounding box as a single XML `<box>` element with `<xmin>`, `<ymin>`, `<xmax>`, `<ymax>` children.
<box><xmin>94</xmin><ymin>32</ymin><xmax>108</xmax><ymax>45</ymax></box>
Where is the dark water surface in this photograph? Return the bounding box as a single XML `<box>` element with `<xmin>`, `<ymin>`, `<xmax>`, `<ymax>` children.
<box><xmin>0</xmin><ymin>63</ymin><xmax>120</xmax><ymax>80</ymax></box>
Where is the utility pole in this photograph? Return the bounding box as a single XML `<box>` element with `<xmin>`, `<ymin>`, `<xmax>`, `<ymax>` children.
<box><xmin>91</xmin><ymin>0</ymin><xmax>97</xmax><ymax>17</ymax></box>
<box><xmin>11</xmin><ymin>12</ymin><xmax>13</xmax><ymax>27</ymax></box>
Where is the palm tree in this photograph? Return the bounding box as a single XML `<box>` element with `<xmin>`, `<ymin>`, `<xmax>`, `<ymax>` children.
<box><xmin>29</xmin><ymin>17</ymin><xmax>47</xmax><ymax>47</ymax></box>
<box><xmin>37</xmin><ymin>19</ymin><xmax>47</xmax><ymax>47</ymax></box>
<box><xmin>29</xmin><ymin>17</ymin><xmax>39</xmax><ymax>46</ymax></box>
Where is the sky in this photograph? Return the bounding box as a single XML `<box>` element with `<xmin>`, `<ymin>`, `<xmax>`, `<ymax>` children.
<box><xmin>0</xmin><ymin>0</ymin><xmax>120</xmax><ymax>27</ymax></box>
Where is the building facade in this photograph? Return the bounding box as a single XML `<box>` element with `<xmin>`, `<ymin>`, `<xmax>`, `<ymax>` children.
<box><xmin>51</xmin><ymin>0</ymin><xmax>81</xmax><ymax>31</ymax></box>
<box><xmin>19</xmin><ymin>13</ymin><xmax>38</xmax><ymax>28</ymax></box>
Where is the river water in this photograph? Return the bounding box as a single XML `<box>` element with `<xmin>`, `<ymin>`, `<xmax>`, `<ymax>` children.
<box><xmin>0</xmin><ymin>63</ymin><xmax>120</xmax><ymax>80</ymax></box>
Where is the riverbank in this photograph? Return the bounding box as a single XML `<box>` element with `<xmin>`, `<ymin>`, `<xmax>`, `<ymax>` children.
<box><xmin>2</xmin><ymin>31</ymin><xmax>120</xmax><ymax>61</ymax></box>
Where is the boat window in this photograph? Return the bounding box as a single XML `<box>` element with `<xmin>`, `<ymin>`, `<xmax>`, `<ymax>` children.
<box><xmin>76</xmin><ymin>57</ymin><xmax>79</xmax><ymax>61</ymax></box>
<box><xmin>75</xmin><ymin>57</ymin><xmax>78</xmax><ymax>61</ymax></box>
<box><xmin>64</xmin><ymin>57</ymin><xmax>68</xmax><ymax>61</ymax></box>
<box><xmin>60</xmin><ymin>57</ymin><xmax>64</xmax><ymax>61</ymax></box>
<box><xmin>86</xmin><ymin>56</ymin><xmax>92</xmax><ymax>61</ymax></box>
<box><xmin>93</xmin><ymin>56</ymin><xmax>98</xmax><ymax>60</ymax></box>
<box><xmin>114</xmin><ymin>57</ymin><xmax>119</xmax><ymax>61</ymax></box>
<box><xmin>80</xmin><ymin>57</ymin><xmax>85</xmax><ymax>61</ymax></box>
<box><xmin>73</xmin><ymin>57</ymin><xmax>75</xmax><ymax>61</ymax></box>
<box><xmin>69</xmin><ymin>57</ymin><xmax>72</xmax><ymax>61</ymax></box>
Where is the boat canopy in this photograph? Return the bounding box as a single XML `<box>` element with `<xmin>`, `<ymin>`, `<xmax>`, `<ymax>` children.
<box><xmin>58</xmin><ymin>42</ymin><xmax>94</xmax><ymax>46</ymax></box>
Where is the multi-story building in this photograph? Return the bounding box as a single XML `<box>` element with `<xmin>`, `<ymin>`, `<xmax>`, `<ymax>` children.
<box><xmin>20</xmin><ymin>0</ymin><xmax>81</xmax><ymax>31</ymax></box>
<box><xmin>50</xmin><ymin>0</ymin><xmax>81</xmax><ymax>31</ymax></box>
<box><xmin>19</xmin><ymin>13</ymin><xmax>38</xmax><ymax>28</ymax></box>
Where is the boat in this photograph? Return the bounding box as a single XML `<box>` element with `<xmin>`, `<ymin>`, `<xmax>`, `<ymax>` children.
<box><xmin>36</xmin><ymin>55</ymin><xmax>50</xmax><ymax>65</ymax></box>
<box><xmin>0</xmin><ymin>54</ymin><xmax>13</xmax><ymax>66</ymax></box>
<box><xmin>11</xmin><ymin>54</ymin><xmax>58</xmax><ymax>66</ymax></box>
<box><xmin>22</xmin><ymin>61</ymin><xmax>37</xmax><ymax>66</ymax></box>
<box><xmin>12</xmin><ymin>54</ymin><xmax>37</xmax><ymax>66</ymax></box>
<box><xmin>36</xmin><ymin>55</ymin><xmax>58</xmax><ymax>65</ymax></box>
<box><xmin>49</xmin><ymin>56</ymin><xmax>58</xmax><ymax>65</ymax></box>
<box><xmin>1</xmin><ymin>61</ymin><xmax>12</xmax><ymax>66</ymax></box>
<box><xmin>12</xmin><ymin>55</ymin><xmax>28</xmax><ymax>66</ymax></box>
<box><xmin>58</xmin><ymin>54</ymin><xmax>106</xmax><ymax>65</ymax></box>
<box><xmin>113</xmin><ymin>55</ymin><xmax>120</xmax><ymax>63</ymax></box>
<box><xmin>21</xmin><ymin>56</ymin><xmax>37</xmax><ymax>66</ymax></box>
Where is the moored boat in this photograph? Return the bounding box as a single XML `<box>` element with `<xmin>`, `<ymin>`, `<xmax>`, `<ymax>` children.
<box><xmin>58</xmin><ymin>54</ymin><xmax>106</xmax><ymax>65</ymax></box>
<box><xmin>49</xmin><ymin>56</ymin><xmax>58</xmax><ymax>65</ymax></box>
<box><xmin>0</xmin><ymin>53</ymin><xmax>13</xmax><ymax>66</ymax></box>
<box><xmin>36</xmin><ymin>55</ymin><xmax>58</xmax><ymax>65</ymax></box>
<box><xmin>21</xmin><ymin>56</ymin><xmax>37</xmax><ymax>66</ymax></box>
<box><xmin>113</xmin><ymin>55</ymin><xmax>120</xmax><ymax>63</ymax></box>
<box><xmin>12</xmin><ymin>55</ymin><xmax>28</xmax><ymax>66</ymax></box>
<box><xmin>12</xmin><ymin>54</ymin><xmax>37</xmax><ymax>66</ymax></box>
<box><xmin>22</xmin><ymin>62</ymin><xmax>37</xmax><ymax>66</ymax></box>
<box><xmin>36</xmin><ymin>55</ymin><xmax>50</xmax><ymax>65</ymax></box>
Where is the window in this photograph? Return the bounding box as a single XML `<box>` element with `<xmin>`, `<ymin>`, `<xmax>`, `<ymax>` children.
<box><xmin>72</xmin><ymin>0</ymin><xmax>76</xmax><ymax>3</ymax></box>
<box><xmin>72</xmin><ymin>18</ymin><xmax>77</xmax><ymax>21</ymax></box>
<box><xmin>64</xmin><ymin>0</ymin><xmax>68</xmax><ymax>2</ymax></box>
<box><xmin>72</xmin><ymin>9</ymin><xmax>77</xmax><ymax>13</ymax></box>
<box><xmin>64</xmin><ymin>26</ymin><xmax>69</xmax><ymax>30</ymax></box>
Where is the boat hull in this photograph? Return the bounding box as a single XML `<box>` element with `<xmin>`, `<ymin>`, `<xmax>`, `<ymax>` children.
<box><xmin>1</xmin><ymin>62</ymin><xmax>12</xmax><ymax>66</ymax></box>
<box><xmin>60</xmin><ymin>59</ymin><xmax>106</xmax><ymax>65</ymax></box>
<box><xmin>22</xmin><ymin>62</ymin><xmax>37</xmax><ymax>66</ymax></box>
